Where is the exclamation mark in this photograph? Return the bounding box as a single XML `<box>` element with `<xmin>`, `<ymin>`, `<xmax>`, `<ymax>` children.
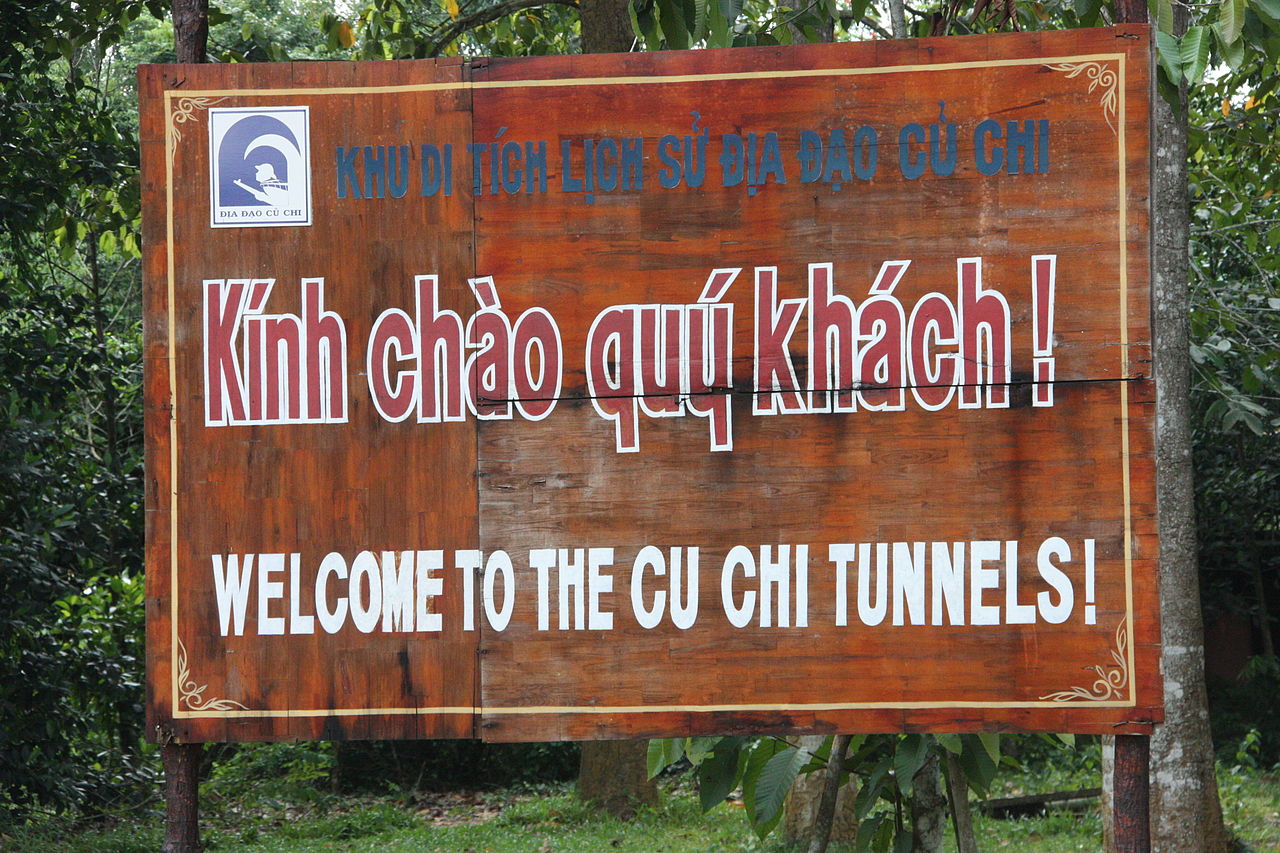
<box><xmin>1084</xmin><ymin>538</ymin><xmax>1096</xmax><ymax>625</ymax></box>
<box><xmin>1032</xmin><ymin>255</ymin><xmax>1057</xmax><ymax>406</ymax></box>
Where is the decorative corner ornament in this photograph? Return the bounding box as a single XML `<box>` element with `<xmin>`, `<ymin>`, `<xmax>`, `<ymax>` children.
<box><xmin>1044</xmin><ymin>62</ymin><xmax>1119</xmax><ymax>134</ymax></box>
<box><xmin>177</xmin><ymin>639</ymin><xmax>248</xmax><ymax>711</ymax></box>
<box><xmin>170</xmin><ymin>97</ymin><xmax>228</xmax><ymax>145</ymax></box>
<box><xmin>1039</xmin><ymin>617</ymin><xmax>1130</xmax><ymax>702</ymax></box>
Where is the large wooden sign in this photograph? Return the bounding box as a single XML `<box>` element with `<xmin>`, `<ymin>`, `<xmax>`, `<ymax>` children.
<box><xmin>141</xmin><ymin>26</ymin><xmax>1160</xmax><ymax>743</ymax></box>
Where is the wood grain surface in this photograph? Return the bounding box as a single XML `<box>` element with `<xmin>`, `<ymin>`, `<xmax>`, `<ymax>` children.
<box><xmin>141</xmin><ymin>27</ymin><xmax>1160</xmax><ymax>743</ymax></box>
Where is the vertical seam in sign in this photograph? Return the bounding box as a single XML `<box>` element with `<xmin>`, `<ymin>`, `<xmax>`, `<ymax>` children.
<box><xmin>467</xmin><ymin>60</ymin><xmax>484</xmax><ymax>735</ymax></box>
<box><xmin>165</xmin><ymin>92</ymin><xmax>181</xmax><ymax>717</ymax></box>
<box><xmin>1117</xmin><ymin>53</ymin><xmax>1136</xmax><ymax>703</ymax></box>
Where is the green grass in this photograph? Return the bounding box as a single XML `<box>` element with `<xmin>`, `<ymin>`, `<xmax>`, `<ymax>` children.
<box><xmin>0</xmin><ymin>785</ymin><xmax>762</xmax><ymax>853</ymax></box>
<box><xmin>4</xmin><ymin>768</ymin><xmax>1277</xmax><ymax>853</ymax></box>
<box><xmin>1219</xmin><ymin>766</ymin><xmax>1280</xmax><ymax>852</ymax></box>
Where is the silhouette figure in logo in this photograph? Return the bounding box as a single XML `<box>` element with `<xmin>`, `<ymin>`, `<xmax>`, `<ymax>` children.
<box><xmin>233</xmin><ymin>163</ymin><xmax>290</xmax><ymax>206</ymax></box>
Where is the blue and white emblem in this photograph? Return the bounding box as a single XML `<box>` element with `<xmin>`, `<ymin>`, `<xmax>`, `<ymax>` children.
<box><xmin>209</xmin><ymin>106</ymin><xmax>311</xmax><ymax>227</ymax></box>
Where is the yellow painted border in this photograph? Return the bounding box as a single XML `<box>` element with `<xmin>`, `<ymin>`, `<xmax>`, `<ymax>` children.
<box><xmin>163</xmin><ymin>50</ymin><xmax>1142</xmax><ymax>721</ymax></box>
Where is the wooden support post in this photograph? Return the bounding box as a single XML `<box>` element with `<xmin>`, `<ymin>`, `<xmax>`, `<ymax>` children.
<box><xmin>1112</xmin><ymin>735</ymin><xmax>1150</xmax><ymax>853</ymax></box>
<box><xmin>163</xmin><ymin>742</ymin><xmax>203</xmax><ymax>853</ymax></box>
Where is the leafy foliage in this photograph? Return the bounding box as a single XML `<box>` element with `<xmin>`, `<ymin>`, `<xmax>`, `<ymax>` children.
<box><xmin>1209</xmin><ymin>657</ymin><xmax>1280</xmax><ymax>767</ymax></box>
<box><xmin>1186</xmin><ymin>56</ymin><xmax>1280</xmax><ymax>671</ymax></box>
<box><xmin>1188</xmin><ymin>63</ymin><xmax>1280</xmax><ymax>436</ymax></box>
<box><xmin>1</xmin><ymin>0</ymin><xmax>151</xmax><ymax>822</ymax></box>
<box><xmin>331</xmin><ymin>740</ymin><xmax>581</xmax><ymax>792</ymax></box>
<box><xmin>205</xmin><ymin>0</ymin><xmax>353</xmax><ymax>62</ymax></box>
<box><xmin>648</xmin><ymin>732</ymin><xmax>1010</xmax><ymax>848</ymax></box>
<box><xmin>326</xmin><ymin>0</ymin><xmax>581</xmax><ymax>59</ymax></box>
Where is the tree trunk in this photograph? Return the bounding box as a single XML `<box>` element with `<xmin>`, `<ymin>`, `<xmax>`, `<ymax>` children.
<box><xmin>162</xmin><ymin>743</ymin><xmax>202</xmax><ymax>853</ymax></box>
<box><xmin>165</xmin><ymin>0</ymin><xmax>207</xmax><ymax>841</ymax></box>
<box><xmin>804</xmin><ymin>734</ymin><xmax>854</xmax><ymax>853</ymax></box>
<box><xmin>876</xmin><ymin>8</ymin><xmax>947</xmax><ymax>848</ymax></box>
<box><xmin>1114</xmin><ymin>735</ymin><xmax>1152</xmax><ymax>852</ymax></box>
<box><xmin>571</xmin><ymin>0</ymin><xmax>653</xmax><ymax>820</ymax></box>
<box><xmin>580</xmin><ymin>0</ymin><xmax>633</xmax><ymax>53</ymax></box>
<box><xmin>910</xmin><ymin>751</ymin><xmax>945</xmax><ymax>852</ymax></box>
<box><xmin>576</xmin><ymin>739</ymin><xmax>658</xmax><ymax>818</ymax></box>
<box><xmin>784</xmin><ymin>736</ymin><xmax>859</xmax><ymax>850</ymax></box>
<box><xmin>1101</xmin><ymin>736</ymin><xmax>1117</xmax><ymax>851</ymax></box>
<box><xmin>887</xmin><ymin>0</ymin><xmax>908</xmax><ymax>38</ymax></box>
<box><xmin>1147</xmin><ymin>5</ymin><xmax>1229</xmax><ymax>849</ymax></box>
<box><xmin>173</xmin><ymin>0</ymin><xmax>209</xmax><ymax>63</ymax></box>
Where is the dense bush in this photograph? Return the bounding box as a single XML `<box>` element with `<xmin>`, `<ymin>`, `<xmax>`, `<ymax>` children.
<box><xmin>1209</xmin><ymin>657</ymin><xmax>1280</xmax><ymax>769</ymax></box>
<box><xmin>199</xmin><ymin>740</ymin><xmax>580</xmax><ymax>806</ymax></box>
<box><xmin>333</xmin><ymin>741</ymin><xmax>581</xmax><ymax>792</ymax></box>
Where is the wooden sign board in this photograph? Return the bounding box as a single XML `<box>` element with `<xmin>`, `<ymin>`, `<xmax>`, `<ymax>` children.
<box><xmin>141</xmin><ymin>26</ymin><xmax>1160</xmax><ymax>743</ymax></box>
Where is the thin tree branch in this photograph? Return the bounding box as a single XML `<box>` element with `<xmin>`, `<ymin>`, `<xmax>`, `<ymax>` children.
<box><xmin>855</xmin><ymin>15</ymin><xmax>894</xmax><ymax>38</ymax></box>
<box><xmin>944</xmin><ymin>751</ymin><xmax>979</xmax><ymax>853</ymax></box>
<box><xmin>427</xmin><ymin>0</ymin><xmax>580</xmax><ymax>57</ymax></box>
<box><xmin>1196</xmin><ymin>217</ymin><xmax>1280</xmax><ymax>235</ymax></box>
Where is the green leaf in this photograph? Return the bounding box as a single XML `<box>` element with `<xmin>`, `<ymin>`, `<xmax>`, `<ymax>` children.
<box><xmin>935</xmin><ymin>733</ymin><xmax>964</xmax><ymax>754</ymax></box>
<box><xmin>893</xmin><ymin>734</ymin><xmax>929</xmax><ymax>795</ymax></box>
<box><xmin>837</xmin><ymin>734</ymin><xmax>868</xmax><ymax>771</ymax></box>
<box><xmin>1219</xmin><ymin>0</ymin><xmax>1246</xmax><ymax>46</ymax></box>
<box><xmin>957</xmin><ymin>735</ymin><xmax>999</xmax><ymax>794</ymax></box>
<box><xmin>692</xmin><ymin>0</ymin><xmax>709</xmax><ymax>42</ymax></box>
<box><xmin>1151</xmin><ymin>0</ymin><xmax>1174</xmax><ymax>33</ymax></box>
<box><xmin>751</xmin><ymin>745</ymin><xmax>808</xmax><ymax>834</ymax></box>
<box><xmin>1242</xmin><ymin>363</ymin><xmax>1261</xmax><ymax>393</ymax></box>
<box><xmin>1216</xmin><ymin>19</ymin><xmax>1248</xmax><ymax>67</ymax></box>
<box><xmin>657</xmin><ymin>0</ymin><xmax>691</xmax><ymax>48</ymax></box>
<box><xmin>697</xmin><ymin>738</ymin><xmax>742</xmax><ymax>811</ymax></box>
<box><xmin>741</xmin><ymin>738</ymin><xmax>788</xmax><ymax>827</ymax></box>
<box><xmin>854</xmin><ymin>755</ymin><xmax>892</xmax><ymax>819</ymax></box>
<box><xmin>680</xmin><ymin>0</ymin><xmax>699</xmax><ymax>36</ymax></box>
<box><xmin>1254</xmin><ymin>0</ymin><xmax>1280</xmax><ymax>30</ymax></box>
<box><xmin>684</xmin><ymin>736</ymin><xmax>719</xmax><ymax>766</ymax></box>
<box><xmin>1255</xmin><ymin>0</ymin><xmax>1280</xmax><ymax>19</ymax></box>
<box><xmin>1156</xmin><ymin>64</ymin><xmax>1182</xmax><ymax>106</ymax></box>
<box><xmin>1074</xmin><ymin>0</ymin><xmax>1103</xmax><ymax>23</ymax></box>
<box><xmin>1180</xmin><ymin>26</ymin><xmax>1212</xmax><ymax>84</ymax></box>
<box><xmin>1155</xmin><ymin>30</ymin><xmax>1184</xmax><ymax>85</ymax></box>
<box><xmin>856</xmin><ymin>814</ymin><xmax>885</xmax><ymax>853</ymax></box>
<box><xmin>630</xmin><ymin>0</ymin><xmax>664</xmax><ymax>50</ymax></box>
<box><xmin>873</xmin><ymin>816</ymin><xmax>895</xmax><ymax>853</ymax></box>
<box><xmin>647</xmin><ymin>738</ymin><xmax>682</xmax><ymax>778</ymax></box>
<box><xmin>707</xmin><ymin>0</ymin><xmax>730</xmax><ymax>47</ymax></box>
<box><xmin>977</xmin><ymin>732</ymin><xmax>1002</xmax><ymax>764</ymax></box>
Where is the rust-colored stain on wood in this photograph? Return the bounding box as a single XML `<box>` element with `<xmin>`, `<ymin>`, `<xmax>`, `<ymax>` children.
<box><xmin>141</xmin><ymin>27</ymin><xmax>1160</xmax><ymax>743</ymax></box>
